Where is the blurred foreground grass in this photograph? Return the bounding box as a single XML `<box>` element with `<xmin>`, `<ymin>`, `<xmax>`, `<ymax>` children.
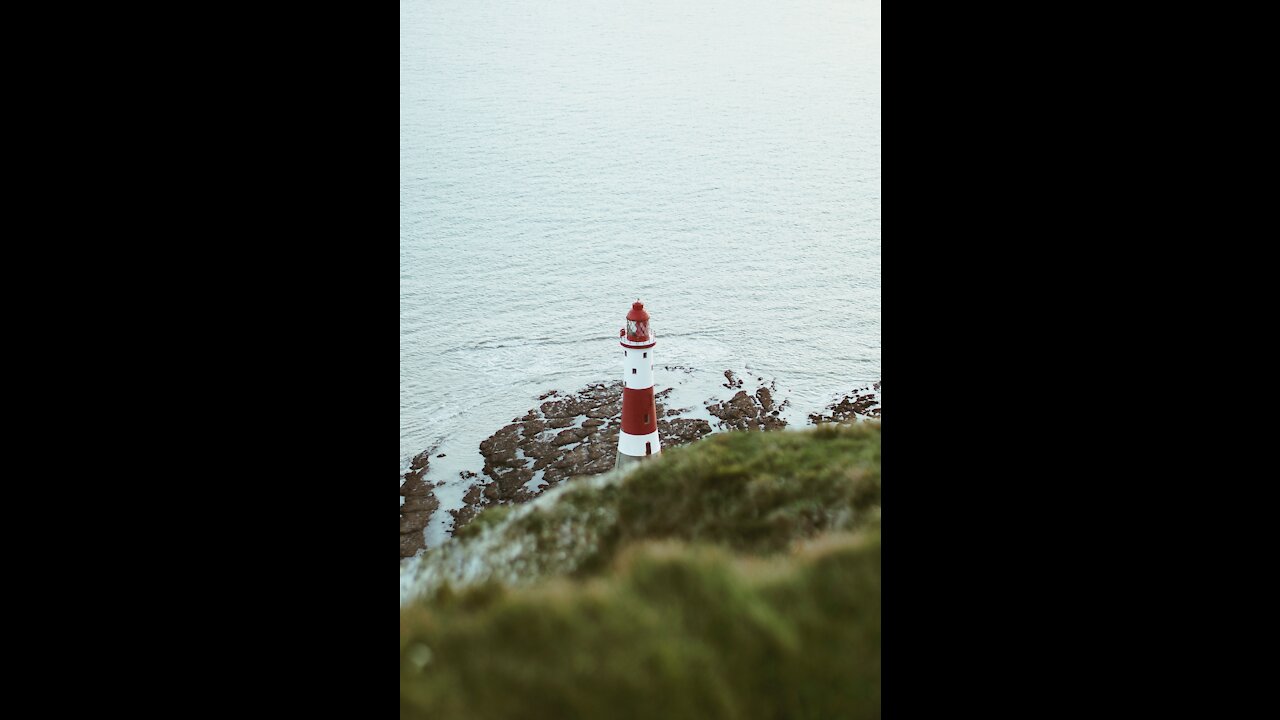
<box><xmin>401</xmin><ymin>423</ymin><xmax>881</xmax><ymax>720</ymax></box>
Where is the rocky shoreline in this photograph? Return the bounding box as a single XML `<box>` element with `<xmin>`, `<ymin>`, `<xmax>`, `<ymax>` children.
<box><xmin>708</xmin><ymin>371</ymin><xmax>789</xmax><ymax>432</ymax></box>
<box><xmin>399</xmin><ymin>449</ymin><xmax>442</xmax><ymax>559</ymax></box>
<box><xmin>399</xmin><ymin>375</ymin><xmax>881</xmax><ymax>560</ymax></box>
<box><xmin>809</xmin><ymin>382</ymin><xmax>881</xmax><ymax>424</ymax></box>
<box><xmin>450</xmin><ymin>382</ymin><xmax>716</xmax><ymax>532</ymax></box>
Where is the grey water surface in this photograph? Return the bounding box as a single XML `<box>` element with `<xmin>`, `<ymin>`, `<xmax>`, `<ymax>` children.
<box><xmin>401</xmin><ymin>0</ymin><xmax>881</xmax><ymax>485</ymax></box>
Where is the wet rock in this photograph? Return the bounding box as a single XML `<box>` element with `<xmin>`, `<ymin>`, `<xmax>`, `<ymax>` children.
<box><xmin>410</xmin><ymin>450</ymin><xmax>432</xmax><ymax>471</ymax></box>
<box><xmin>400</xmin><ymin>533</ymin><xmax>424</xmax><ymax>558</ymax></box>
<box><xmin>522</xmin><ymin>441</ymin><xmax>555</xmax><ymax>463</ymax></box>
<box><xmin>659</xmin><ymin>418</ymin><xmax>714</xmax><ymax>446</ymax></box>
<box><xmin>586</xmin><ymin>402</ymin><xmax>620</xmax><ymax>419</ymax></box>
<box><xmin>541</xmin><ymin>398</ymin><xmax>587</xmax><ymax>419</ymax></box>
<box><xmin>556</xmin><ymin>444</ymin><xmax>591</xmax><ymax>470</ymax></box>
<box><xmin>448</xmin><ymin>506</ymin><xmax>477</xmax><ymax>529</ymax></box>
<box><xmin>708</xmin><ymin>388</ymin><xmax>788</xmax><ymax>432</ymax></box>
<box><xmin>553</xmin><ymin>428</ymin><xmax>588</xmax><ymax>446</ymax></box>
<box><xmin>492</xmin><ymin>467</ymin><xmax>534</xmax><ymax>500</ymax></box>
<box><xmin>399</xmin><ymin>510</ymin><xmax>432</xmax><ymax>534</ymax></box>
<box><xmin>757</xmin><ymin>387</ymin><xmax>775</xmax><ymax>413</ymax></box>
<box><xmin>449</xmin><ymin>372</ymin><xmax>799</xmax><ymax>537</ymax></box>
<box><xmin>402</xmin><ymin>490</ymin><xmax>440</xmax><ymax>514</ymax></box>
<box><xmin>810</xmin><ymin>384</ymin><xmax>882</xmax><ymax>424</ymax></box>
<box><xmin>400</xmin><ymin>453</ymin><xmax>441</xmax><ymax>559</ymax></box>
<box><xmin>458</xmin><ymin>381</ymin><xmax>626</xmax><ymax>530</ymax></box>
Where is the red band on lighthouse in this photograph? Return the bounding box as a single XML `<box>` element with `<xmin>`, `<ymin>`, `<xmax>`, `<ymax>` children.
<box><xmin>621</xmin><ymin>387</ymin><xmax>657</xmax><ymax>435</ymax></box>
<box><xmin>618</xmin><ymin>301</ymin><xmax>661</xmax><ymax>462</ymax></box>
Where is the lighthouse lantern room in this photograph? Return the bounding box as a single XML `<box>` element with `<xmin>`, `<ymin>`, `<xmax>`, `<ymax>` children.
<box><xmin>618</xmin><ymin>300</ymin><xmax>661</xmax><ymax>466</ymax></box>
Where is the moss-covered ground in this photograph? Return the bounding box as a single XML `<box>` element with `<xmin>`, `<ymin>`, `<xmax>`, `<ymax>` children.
<box><xmin>401</xmin><ymin>422</ymin><xmax>882</xmax><ymax>720</ymax></box>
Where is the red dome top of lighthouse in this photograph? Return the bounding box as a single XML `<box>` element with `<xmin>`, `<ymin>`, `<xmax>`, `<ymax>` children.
<box><xmin>622</xmin><ymin>300</ymin><xmax>654</xmax><ymax>345</ymax></box>
<box><xmin>627</xmin><ymin>301</ymin><xmax>650</xmax><ymax>322</ymax></box>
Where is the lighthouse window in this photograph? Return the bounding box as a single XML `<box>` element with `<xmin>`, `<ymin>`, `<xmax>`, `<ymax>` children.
<box><xmin>632</xmin><ymin>369</ymin><xmax>637</xmax><ymax>375</ymax></box>
<box><xmin>643</xmin><ymin>353</ymin><xmax>648</xmax><ymax>358</ymax></box>
<box><xmin>644</xmin><ymin>413</ymin><xmax>650</xmax><ymax>425</ymax></box>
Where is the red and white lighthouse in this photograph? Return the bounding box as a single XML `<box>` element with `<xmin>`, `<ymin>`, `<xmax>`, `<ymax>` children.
<box><xmin>618</xmin><ymin>300</ymin><xmax>661</xmax><ymax>466</ymax></box>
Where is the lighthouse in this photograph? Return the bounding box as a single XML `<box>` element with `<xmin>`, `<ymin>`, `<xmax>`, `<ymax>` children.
<box><xmin>618</xmin><ymin>300</ymin><xmax>661</xmax><ymax>467</ymax></box>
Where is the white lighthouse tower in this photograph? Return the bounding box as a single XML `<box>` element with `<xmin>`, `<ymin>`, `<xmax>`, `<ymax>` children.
<box><xmin>618</xmin><ymin>300</ymin><xmax>661</xmax><ymax>467</ymax></box>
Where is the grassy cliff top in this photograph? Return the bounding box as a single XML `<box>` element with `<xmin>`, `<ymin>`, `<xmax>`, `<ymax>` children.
<box><xmin>400</xmin><ymin>423</ymin><xmax>882</xmax><ymax>719</ymax></box>
<box><xmin>401</xmin><ymin>422</ymin><xmax>881</xmax><ymax>601</ymax></box>
<box><xmin>401</xmin><ymin>529</ymin><xmax>880</xmax><ymax>720</ymax></box>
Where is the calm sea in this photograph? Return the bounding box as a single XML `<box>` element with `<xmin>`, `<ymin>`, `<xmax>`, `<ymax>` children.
<box><xmin>401</xmin><ymin>0</ymin><xmax>881</xmax><ymax>540</ymax></box>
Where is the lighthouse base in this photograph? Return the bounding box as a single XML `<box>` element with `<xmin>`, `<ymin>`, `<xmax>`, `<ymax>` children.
<box><xmin>615</xmin><ymin>452</ymin><xmax>658</xmax><ymax>470</ymax></box>
<box><xmin>618</xmin><ymin>429</ymin><xmax>661</xmax><ymax>458</ymax></box>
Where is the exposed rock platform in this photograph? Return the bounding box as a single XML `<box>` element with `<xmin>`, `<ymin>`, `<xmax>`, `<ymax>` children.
<box><xmin>810</xmin><ymin>382</ymin><xmax>882</xmax><ymax>424</ymax></box>
<box><xmin>451</xmin><ymin>382</ymin><xmax>714</xmax><ymax>531</ymax></box>
<box><xmin>399</xmin><ymin>450</ymin><xmax>441</xmax><ymax>558</ymax></box>
<box><xmin>401</xmin><ymin>375</ymin><xmax>882</xmax><ymax>559</ymax></box>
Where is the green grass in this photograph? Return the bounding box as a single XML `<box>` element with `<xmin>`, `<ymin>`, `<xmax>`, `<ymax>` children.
<box><xmin>400</xmin><ymin>530</ymin><xmax>881</xmax><ymax>720</ymax></box>
<box><xmin>606</xmin><ymin>421</ymin><xmax>881</xmax><ymax>557</ymax></box>
<box><xmin>401</xmin><ymin>423</ymin><xmax>882</xmax><ymax>719</ymax></box>
<box><xmin>448</xmin><ymin>422</ymin><xmax>881</xmax><ymax>580</ymax></box>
